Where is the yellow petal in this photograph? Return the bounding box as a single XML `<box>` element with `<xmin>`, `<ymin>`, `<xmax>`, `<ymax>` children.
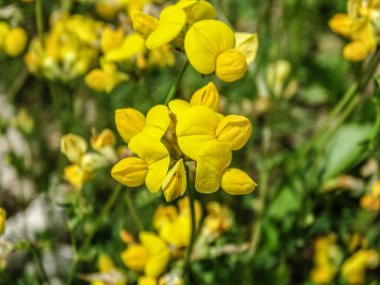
<box><xmin>235</xmin><ymin>32</ymin><xmax>259</xmax><ymax>65</ymax></box>
<box><xmin>221</xmin><ymin>168</ymin><xmax>256</xmax><ymax>195</ymax></box>
<box><xmin>329</xmin><ymin>13</ymin><xmax>351</xmax><ymax>37</ymax></box>
<box><xmin>0</xmin><ymin>208</ymin><xmax>6</xmax><ymax>235</ymax></box>
<box><xmin>138</xmin><ymin>276</ymin><xmax>157</xmax><ymax>285</ymax></box>
<box><xmin>115</xmin><ymin>108</ymin><xmax>146</xmax><ymax>143</ymax></box>
<box><xmin>215</xmin><ymin>48</ymin><xmax>248</xmax><ymax>82</ymax></box>
<box><xmin>98</xmin><ymin>254</ymin><xmax>115</xmax><ymax>272</ymax></box>
<box><xmin>177</xmin><ymin>0</ymin><xmax>217</xmax><ymax>23</ymax></box>
<box><xmin>153</xmin><ymin>205</ymin><xmax>178</xmax><ymax>230</ymax></box>
<box><xmin>129</xmin><ymin>134</ymin><xmax>170</xmax><ymax>193</ymax></box>
<box><xmin>162</xmin><ymin>159</ymin><xmax>187</xmax><ymax>202</ymax></box>
<box><xmin>215</xmin><ymin>115</ymin><xmax>252</xmax><ymax>150</ymax></box>
<box><xmin>143</xmin><ymin>105</ymin><xmax>170</xmax><ymax>140</ymax></box>
<box><xmin>168</xmin><ymin>99</ymin><xmax>190</xmax><ymax>121</ymax></box>
<box><xmin>121</xmin><ymin>244</ymin><xmax>150</xmax><ymax>271</ymax></box>
<box><xmin>63</xmin><ymin>164</ymin><xmax>91</xmax><ymax>189</ymax></box>
<box><xmin>146</xmin><ymin>6</ymin><xmax>186</xmax><ymax>50</ymax></box>
<box><xmin>100</xmin><ymin>27</ymin><xmax>124</xmax><ymax>53</ymax></box>
<box><xmin>91</xmin><ymin>129</ymin><xmax>116</xmax><ymax>150</ymax></box>
<box><xmin>111</xmin><ymin>157</ymin><xmax>148</xmax><ymax>187</ymax></box>
<box><xmin>61</xmin><ymin>133</ymin><xmax>88</xmax><ymax>164</ymax></box>
<box><xmin>139</xmin><ymin>231</ymin><xmax>170</xmax><ymax>278</ymax></box>
<box><xmin>190</xmin><ymin>82</ymin><xmax>220</xmax><ymax>111</ymax></box>
<box><xmin>4</xmin><ymin>27</ymin><xmax>27</xmax><ymax>57</ymax></box>
<box><xmin>131</xmin><ymin>10</ymin><xmax>159</xmax><ymax>37</ymax></box>
<box><xmin>176</xmin><ymin>106</ymin><xmax>220</xmax><ymax>161</ymax></box>
<box><xmin>105</xmin><ymin>33</ymin><xmax>145</xmax><ymax>62</ymax></box>
<box><xmin>343</xmin><ymin>41</ymin><xmax>367</xmax><ymax>61</ymax></box>
<box><xmin>184</xmin><ymin>20</ymin><xmax>235</xmax><ymax>74</ymax></box>
<box><xmin>195</xmin><ymin>142</ymin><xmax>231</xmax><ymax>193</ymax></box>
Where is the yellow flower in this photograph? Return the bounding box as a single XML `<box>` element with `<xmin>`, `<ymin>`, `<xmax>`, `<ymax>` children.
<box><xmin>0</xmin><ymin>208</ymin><xmax>6</xmax><ymax>235</ymax></box>
<box><xmin>185</xmin><ymin>20</ymin><xmax>235</xmax><ymax>75</ymax></box>
<box><xmin>190</xmin><ymin>82</ymin><xmax>220</xmax><ymax>112</ymax></box>
<box><xmin>203</xmin><ymin>202</ymin><xmax>231</xmax><ymax>237</ymax></box>
<box><xmin>91</xmin><ymin>129</ymin><xmax>116</xmax><ymax>150</ymax></box>
<box><xmin>95</xmin><ymin>0</ymin><xmax>126</xmax><ymax>19</ymax></box>
<box><xmin>115</xmin><ymin>105</ymin><xmax>170</xmax><ymax>143</ymax></box>
<box><xmin>61</xmin><ymin>133</ymin><xmax>88</xmax><ymax>164</ymax></box>
<box><xmin>176</xmin><ymin>0</ymin><xmax>217</xmax><ymax>24</ymax></box>
<box><xmin>63</xmin><ymin>164</ymin><xmax>92</xmax><ymax>189</ymax></box>
<box><xmin>146</xmin><ymin>6</ymin><xmax>187</xmax><ymax>50</ymax></box>
<box><xmin>215</xmin><ymin>48</ymin><xmax>247</xmax><ymax>82</ymax></box>
<box><xmin>100</xmin><ymin>27</ymin><xmax>124</xmax><ymax>53</ymax></box>
<box><xmin>329</xmin><ymin>13</ymin><xmax>351</xmax><ymax>37</ymax></box>
<box><xmin>0</xmin><ymin>22</ymin><xmax>10</xmax><ymax>49</ymax></box>
<box><xmin>195</xmin><ymin>143</ymin><xmax>255</xmax><ymax>194</ymax></box>
<box><xmin>341</xmin><ymin>249</ymin><xmax>379</xmax><ymax>285</ymax></box>
<box><xmin>162</xmin><ymin>159</ymin><xmax>187</xmax><ymax>202</ymax></box>
<box><xmin>131</xmin><ymin>10</ymin><xmax>159</xmax><ymax>38</ymax></box>
<box><xmin>105</xmin><ymin>33</ymin><xmax>145</xmax><ymax>62</ymax></box>
<box><xmin>4</xmin><ymin>27</ymin><xmax>28</xmax><ymax>57</ymax></box>
<box><xmin>121</xmin><ymin>231</ymin><xmax>170</xmax><ymax>278</ymax></box>
<box><xmin>112</xmin><ymin>133</ymin><xmax>170</xmax><ymax>192</ymax></box>
<box><xmin>176</xmin><ymin>106</ymin><xmax>251</xmax><ymax>161</ymax></box>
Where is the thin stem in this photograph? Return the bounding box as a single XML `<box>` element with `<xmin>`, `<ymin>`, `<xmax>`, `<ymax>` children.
<box><xmin>184</xmin><ymin>166</ymin><xmax>196</xmax><ymax>283</ymax></box>
<box><xmin>164</xmin><ymin>59</ymin><xmax>189</xmax><ymax>104</ymax></box>
<box><xmin>32</xmin><ymin>246</ymin><xmax>50</xmax><ymax>285</ymax></box>
<box><xmin>66</xmin><ymin>184</ymin><xmax>122</xmax><ymax>285</ymax></box>
<box><xmin>124</xmin><ymin>190</ymin><xmax>144</xmax><ymax>232</ymax></box>
<box><xmin>35</xmin><ymin>0</ymin><xmax>44</xmax><ymax>47</ymax></box>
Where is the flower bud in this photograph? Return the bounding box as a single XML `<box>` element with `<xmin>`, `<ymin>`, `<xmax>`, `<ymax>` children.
<box><xmin>215</xmin><ymin>115</ymin><xmax>252</xmax><ymax>150</ymax></box>
<box><xmin>162</xmin><ymin>159</ymin><xmax>186</xmax><ymax>202</ymax></box>
<box><xmin>61</xmin><ymin>134</ymin><xmax>87</xmax><ymax>164</ymax></box>
<box><xmin>5</xmin><ymin>27</ymin><xmax>27</xmax><ymax>57</ymax></box>
<box><xmin>221</xmin><ymin>168</ymin><xmax>256</xmax><ymax>195</ymax></box>
<box><xmin>111</xmin><ymin>157</ymin><xmax>148</xmax><ymax>187</ymax></box>
<box><xmin>115</xmin><ymin>108</ymin><xmax>146</xmax><ymax>143</ymax></box>
<box><xmin>190</xmin><ymin>82</ymin><xmax>220</xmax><ymax>111</ymax></box>
<box><xmin>215</xmin><ymin>48</ymin><xmax>247</xmax><ymax>82</ymax></box>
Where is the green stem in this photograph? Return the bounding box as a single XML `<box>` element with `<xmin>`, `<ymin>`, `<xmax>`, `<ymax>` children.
<box><xmin>184</xmin><ymin>166</ymin><xmax>196</xmax><ymax>282</ymax></box>
<box><xmin>32</xmin><ymin>246</ymin><xmax>50</xmax><ymax>285</ymax></box>
<box><xmin>35</xmin><ymin>0</ymin><xmax>44</xmax><ymax>47</ymax></box>
<box><xmin>124</xmin><ymin>190</ymin><xmax>144</xmax><ymax>232</ymax></box>
<box><xmin>66</xmin><ymin>184</ymin><xmax>122</xmax><ymax>285</ymax></box>
<box><xmin>164</xmin><ymin>60</ymin><xmax>189</xmax><ymax>104</ymax></box>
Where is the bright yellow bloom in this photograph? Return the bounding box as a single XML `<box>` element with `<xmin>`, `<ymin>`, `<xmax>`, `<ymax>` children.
<box><xmin>112</xmin><ymin>133</ymin><xmax>170</xmax><ymax>192</ymax></box>
<box><xmin>195</xmin><ymin>143</ymin><xmax>255</xmax><ymax>194</ymax></box>
<box><xmin>162</xmin><ymin>159</ymin><xmax>187</xmax><ymax>202</ymax></box>
<box><xmin>61</xmin><ymin>134</ymin><xmax>88</xmax><ymax>164</ymax></box>
<box><xmin>4</xmin><ymin>27</ymin><xmax>27</xmax><ymax>57</ymax></box>
<box><xmin>341</xmin><ymin>249</ymin><xmax>379</xmax><ymax>284</ymax></box>
<box><xmin>215</xmin><ymin>48</ymin><xmax>247</xmax><ymax>82</ymax></box>
<box><xmin>146</xmin><ymin>6</ymin><xmax>187</xmax><ymax>50</ymax></box>
<box><xmin>176</xmin><ymin>0</ymin><xmax>217</xmax><ymax>24</ymax></box>
<box><xmin>0</xmin><ymin>208</ymin><xmax>6</xmax><ymax>235</ymax></box>
<box><xmin>131</xmin><ymin>10</ymin><xmax>159</xmax><ymax>37</ymax></box>
<box><xmin>63</xmin><ymin>164</ymin><xmax>92</xmax><ymax>189</ymax></box>
<box><xmin>105</xmin><ymin>33</ymin><xmax>145</xmax><ymax>62</ymax></box>
<box><xmin>85</xmin><ymin>60</ymin><xmax>129</xmax><ymax>93</ymax></box>
<box><xmin>176</xmin><ymin>106</ymin><xmax>251</xmax><ymax>161</ymax></box>
<box><xmin>100</xmin><ymin>27</ymin><xmax>124</xmax><ymax>53</ymax></box>
<box><xmin>190</xmin><ymin>82</ymin><xmax>220</xmax><ymax>112</ymax></box>
<box><xmin>115</xmin><ymin>105</ymin><xmax>170</xmax><ymax>143</ymax></box>
<box><xmin>121</xmin><ymin>231</ymin><xmax>170</xmax><ymax>278</ymax></box>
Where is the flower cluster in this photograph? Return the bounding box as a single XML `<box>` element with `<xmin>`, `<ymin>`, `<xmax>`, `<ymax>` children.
<box><xmin>111</xmin><ymin>81</ymin><xmax>256</xmax><ymax>201</ymax></box>
<box><xmin>132</xmin><ymin>0</ymin><xmax>259</xmax><ymax>82</ymax></box>
<box><xmin>329</xmin><ymin>0</ymin><xmax>379</xmax><ymax>61</ymax></box>
<box><xmin>61</xmin><ymin>129</ymin><xmax>117</xmax><ymax>189</ymax></box>
<box><xmin>0</xmin><ymin>22</ymin><xmax>27</xmax><ymax>57</ymax></box>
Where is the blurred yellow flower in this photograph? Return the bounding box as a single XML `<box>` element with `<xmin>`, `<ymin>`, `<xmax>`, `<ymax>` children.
<box><xmin>341</xmin><ymin>249</ymin><xmax>379</xmax><ymax>284</ymax></box>
<box><xmin>138</xmin><ymin>276</ymin><xmax>157</xmax><ymax>285</ymax></box>
<box><xmin>86</xmin><ymin>254</ymin><xmax>127</xmax><ymax>285</ymax></box>
<box><xmin>61</xmin><ymin>134</ymin><xmax>88</xmax><ymax>164</ymax></box>
<box><xmin>4</xmin><ymin>27</ymin><xmax>27</xmax><ymax>57</ymax></box>
<box><xmin>121</xmin><ymin>231</ymin><xmax>170</xmax><ymax>278</ymax></box>
<box><xmin>100</xmin><ymin>27</ymin><xmax>124</xmax><ymax>53</ymax></box>
<box><xmin>105</xmin><ymin>33</ymin><xmax>145</xmax><ymax>62</ymax></box>
<box><xmin>131</xmin><ymin>10</ymin><xmax>159</xmax><ymax>38</ymax></box>
<box><xmin>0</xmin><ymin>208</ymin><xmax>6</xmax><ymax>235</ymax></box>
